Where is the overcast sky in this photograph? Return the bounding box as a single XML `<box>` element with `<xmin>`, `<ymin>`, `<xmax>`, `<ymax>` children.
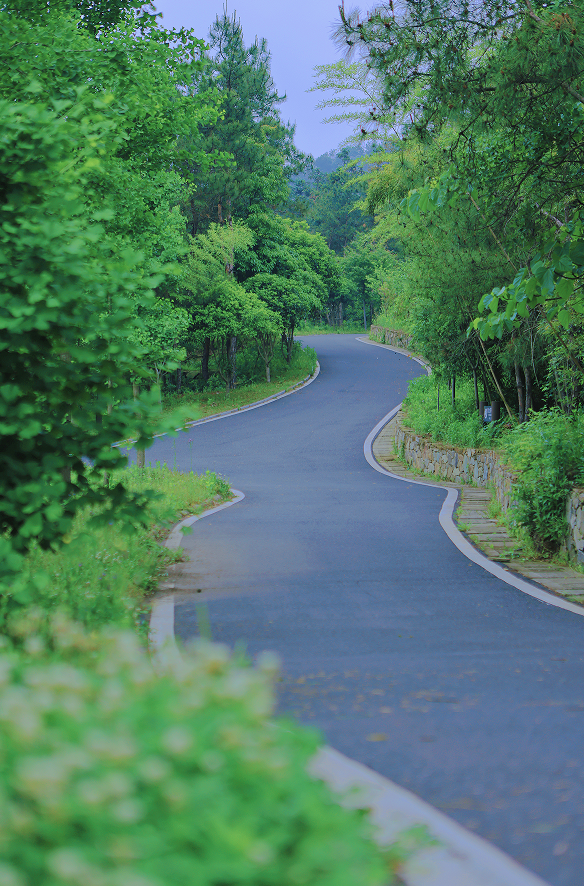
<box><xmin>152</xmin><ymin>0</ymin><xmax>358</xmax><ymax>158</ymax></box>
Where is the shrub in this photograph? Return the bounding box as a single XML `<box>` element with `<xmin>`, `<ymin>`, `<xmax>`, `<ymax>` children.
<box><xmin>502</xmin><ymin>409</ymin><xmax>584</xmax><ymax>551</ymax></box>
<box><xmin>402</xmin><ymin>375</ymin><xmax>503</xmax><ymax>449</ymax></box>
<box><xmin>0</xmin><ymin>619</ymin><xmax>388</xmax><ymax>886</ymax></box>
<box><xmin>2</xmin><ymin>467</ymin><xmax>231</xmax><ymax>641</ymax></box>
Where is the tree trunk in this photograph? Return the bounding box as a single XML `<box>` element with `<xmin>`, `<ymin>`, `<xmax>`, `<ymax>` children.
<box><xmin>266</xmin><ymin>363</ymin><xmax>271</xmax><ymax>383</ymax></box>
<box><xmin>524</xmin><ymin>364</ymin><xmax>533</xmax><ymax>419</ymax></box>
<box><xmin>514</xmin><ymin>359</ymin><xmax>525</xmax><ymax>422</ymax></box>
<box><xmin>286</xmin><ymin>323</ymin><xmax>295</xmax><ymax>363</ymax></box>
<box><xmin>104</xmin><ymin>380</ymin><xmax>113</xmax><ymax>486</ymax></box>
<box><xmin>228</xmin><ymin>335</ymin><xmax>237</xmax><ymax>389</ymax></box>
<box><xmin>133</xmin><ymin>383</ymin><xmax>145</xmax><ymax>469</ymax></box>
<box><xmin>473</xmin><ymin>367</ymin><xmax>479</xmax><ymax>411</ymax></box>
<box><xmin>201</xmin><ymin>336</ymin><xmax>210</xmax><ymax>386</ymax></box>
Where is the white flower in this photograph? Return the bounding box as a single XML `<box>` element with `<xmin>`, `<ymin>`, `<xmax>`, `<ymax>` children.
<box><xmin>16</xmin><ymin>756</ymin><xmax>68</xmax><ymax>801</ymax></box>
<box><xmin>161</xmin><ymin>726</ymin><xmax>192</xmax><ymax>756</ymax></box>
<box><xmin>0</xmin><ymin>861</ymin><xmax>26</xmax><ymax>886</ymax></box>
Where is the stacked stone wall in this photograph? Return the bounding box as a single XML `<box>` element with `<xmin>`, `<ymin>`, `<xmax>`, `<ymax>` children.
<box><xmin>369</xmin><ymin>325</ymin><xmax>413</xmax><ymax>349</ymax></box>
<box><xmin>372</xmin><ymin>323</ymin><xmax>584</xmax><ymax>564</ymax></box>
<box><xmin>565</xmin><ymin>490</ymin><xmax>584</xmax><ymax>566</ymax></box>
<box><xmin>393</xmin><ymin>412</ymin><xmax>518</xmax><ymax>512</ymax></box>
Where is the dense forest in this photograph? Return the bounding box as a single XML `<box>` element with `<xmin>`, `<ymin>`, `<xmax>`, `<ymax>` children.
<box><xmin>315</xmin><ymin>0</ymin><xmax>584</xmax><ymax>423</ymax></box>
<box><xmin>0</xmin><ymin>0</ymin><xmax>381</xmax><ymax>582</ymax></box>
<box><xmin>4</xmin><ymin>0</ymin><xmax>584</xmax><ymax>577</ymax></box>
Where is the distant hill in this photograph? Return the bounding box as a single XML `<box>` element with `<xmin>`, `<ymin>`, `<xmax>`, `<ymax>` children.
<box><xmin>313</xmin><ymin>145</ymin><xmax>373</xmax><ymax>174</ymax></box>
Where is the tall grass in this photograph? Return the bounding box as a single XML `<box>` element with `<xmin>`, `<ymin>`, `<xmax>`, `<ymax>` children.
<box><xmin>9</xmin><ymin>466</ymin><xmax>231</xmax><ymax>637</ymax></box>
<box><xmin>402</xmin><ymin>375</ymin><xmax>503</xmax><ymax>448</ymax></box>
<box><xmin>158</xmin><ymin>344</ymin><xmax>317</xmax><ymax>427</ymax></box>
<box><xmin>296</xmin><ymin>320</ymin><xmax>366</xmax><ymax>334</ymax></box>
<box><xmin>373</xmin><ymin>311</ymin><xmax>414</xmax><ymax>335</ymax></box>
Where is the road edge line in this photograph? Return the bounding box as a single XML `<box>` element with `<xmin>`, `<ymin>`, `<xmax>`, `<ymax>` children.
<box><xmin>360</xmin><ymin>338</ymin><xmax>584</xmax><ymax>618</ymax></box>
<box><xmin>147</xmin><ymin>378</ymin><xmax>551</xmax><ymax>886</ymax></box>
<box><xmin>310</xmin><ymin>747</ymin><xmax>549</xmax><ymax>886</ymax></box>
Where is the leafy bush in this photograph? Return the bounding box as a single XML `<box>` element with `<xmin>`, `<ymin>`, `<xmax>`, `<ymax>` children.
<box><xmin>3</xmin><ymin>467</ymin><xmax>230</xmax><ymax>641</ymax></box>
<box><xmin>159</xmin><ymin>344</ymin><xmax>317</xmax><ymax>425</ymax></box>
<box><xmin>402</xmin><ymin>375</ymin><xmax>503</xmax><ymax>448</ymax></box>
<box><xmin>0</xmin><ymin>620</ymin><xmax>388</xmax><ymax>886</ymax></box>
<box><xmin>502</xmin><ymin>410</ymin><xmax>584</xmax><ymax>551</ymax></box>
<box><xmin>0</xmin><ymin>96</ymin><xmax>171</xmax><ymax>591</ymax></box>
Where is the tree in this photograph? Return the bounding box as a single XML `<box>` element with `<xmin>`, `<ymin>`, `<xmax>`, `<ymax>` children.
<box><xmin>0</xmin><ymin>98</ymin><xmax>166</xmax><ymax>591</ymax></box>
<box><xmin>239</xmin><ymin>214</ymin><xmax>338</xmax><ymax>356</ymax></box>
<box><xmin>305</xmin><ymin>149</ymin><xmax>374</xmax><ymax>255</ymax></box>
<box><xmin>181</xmin><ymin>223</ymin><xmax>282</xmax><ymax>387</ymax></box>
<box><xmin>184</xmin><ymin>11</ymin><xmax>305</xmax><ymax>235</ymax></box>
<box><xmin>331</xmin><ymin>1</ymin><xmax>584</xmax><ymax>412</ymax></box>
<box><xmin>340</xmin><ymin>233</ymin><xmax>391</xmax><ymax>328</ymax></box>
<box><xmin>0</xmin><ymin>2</ymin><xmax>223</xmax><ymax>591</ymax></box>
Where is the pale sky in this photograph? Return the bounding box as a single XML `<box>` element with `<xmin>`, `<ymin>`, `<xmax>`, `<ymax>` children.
<box><xmin>152</xmin><ymin>0</ymin><xmax>358</xmax><ymax>158</ymax></box>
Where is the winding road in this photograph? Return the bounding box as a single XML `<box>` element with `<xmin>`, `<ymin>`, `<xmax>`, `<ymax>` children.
<box><xmin>145</xmin><ymin>335</ymin><xmax>584</xmax><ymax>886</ymax></box>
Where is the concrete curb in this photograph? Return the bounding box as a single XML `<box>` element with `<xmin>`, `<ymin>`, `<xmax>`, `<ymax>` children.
<box><xmin>116</xmin><ymin>364</ymin><xmax>320</xmax><ymax>448</ymax></box>
<box><xmin>360</xmin><ymin>338</ymin><xmax>584</xmax><ymax>620</ymax></box>
<box><xmin>150</xmin><ymin>461</ymin><xmax>550</xmax><ymax>885</ymax></box>
<box><xmin>149</xmin><ymin>490</ymin><xmax>245</xmax><ymax>666</ymax></box>
<box><xmin>310</xmin><ymin>748</ymin><xmax>548</xmax><ymax>886</ymax></box>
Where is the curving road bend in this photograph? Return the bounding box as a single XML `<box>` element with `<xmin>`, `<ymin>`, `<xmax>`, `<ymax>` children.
<box><xmin>144</xmin><ymin>335</ymin><xmax>584</xmax><ymax>886</ymax></box>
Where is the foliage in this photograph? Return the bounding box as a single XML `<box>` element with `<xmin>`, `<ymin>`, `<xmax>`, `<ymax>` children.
<box><xmin>0</xmin><ymin>622</ymin><xmax>389</xmax><ymax>886</ymax></box>
<box><xmin>185</xmin><ymin>11</ymin><xmax>306</xmax><ymax>235</ymax></box>
<box><xmin>336</xmin><ymin>0</ymin><xmax>584</xmax><ymax>216</ymax></box>
<box><xmin>402</xmin><ymin>376</ymin><xmax>503</xmax><ymax>448</ymax></box>
<box><xmin>0</xmin><ymin>2</ymin><xmax>225</xmax><ymax>589</ymax></box>
<box><xmin>159</xmin><ymin>344</ymin><xmax>317</xmax><ymax>424</ymax></box>
<box><xmin>239</xmin><ymin>215</ymin><xmax>339</xmax><ymax>356</ymax></box>
<box><xmin>2</xmin><ymin>467</ymin><xmax>230</xmax><ymax>641</ymax></box>
<box><xmin>502</xmin><ymin>409</ymin><xmax>584</xmax><ymax>551</ymax></box>
<box><xmin>310</xmin><ymin>61</ymin><xmax>397</xmax><ymax>146</ymax></box>
<box><xmin>333</xmin><ymin>0</ymin><xmax>584</xmax><ymax>412</ymax></box>
<box><xmin>181</xmin><ymin>222</ymin><xmax>278</xmax><ymax>354</ymax></box>
<box><xmin>372</xmin><ymin>255</ymin><xmax>416</xmax><ymax>333</ymax></box>
<box><xmin>304</xmin><ymin>149</ymin><xmax>374</xmax><ymax>255</ymax></box>
<box><xmin>0</xmin><ymin>96</ymin><xmax>161</xmax><ymax>588</ymax></box>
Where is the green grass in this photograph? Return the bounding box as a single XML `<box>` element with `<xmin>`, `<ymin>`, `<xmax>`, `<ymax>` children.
<box><xmin>156</xmin><ymin>344</ymin><xmax>317</xmax><ymax>427</ymax></box>
<box><xmin>296</xmin><ymin>320</ymin><xmax>367</xmax><ymax>335</ymax></box>
<box><xmin>12</xmin><ymin>466</ymin><xmax>232</xmax><ymax>637</ymax></box>
<box><xmin>402</xmin><ymin>375</ymin><xmax>505</xmax><ymax>449</ymax></box>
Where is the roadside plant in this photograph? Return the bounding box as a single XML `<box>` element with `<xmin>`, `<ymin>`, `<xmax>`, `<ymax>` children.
<box><xmin>502</xmin><ymin>410</ymin><xmax>584</xmax><ymax>552</ymax></box>
<box><xmin>0</xmin><ymin>619</ymin><xmax>389</xmax><ymax>886</ymax></box>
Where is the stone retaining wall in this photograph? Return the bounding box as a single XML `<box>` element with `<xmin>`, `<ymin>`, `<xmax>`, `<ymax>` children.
<box><xmin>565</xmin><ymin>489</ymin><xmax>584</xmax><ymax>565</ymax></box>
<box><xmin>369</xmin><ymin>325</ymin><xmax>413</xmax><ymax>349</ymax></box>
<box><xmin>373</xmin><ymin>323</ymin><xmax>584</xmax><ymax>564</ymax></box>
<box><xmin>393</xmin><ymin>412</ymin><xmax>518</xmax><ymax>512</ymax></box>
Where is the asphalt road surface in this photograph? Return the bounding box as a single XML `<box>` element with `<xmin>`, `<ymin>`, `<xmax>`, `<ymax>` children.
<box><xmin>144</xmin><ymin>335</ymin><xmax>584</xmax><ymax>886</ymax></box>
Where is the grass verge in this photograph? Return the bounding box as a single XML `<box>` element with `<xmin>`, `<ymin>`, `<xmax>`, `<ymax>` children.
<box><xmin>402</xmin><ymin>375</ymin><xmax>505</xmax><ymax>449</ymax></box>
<box><xmin>156</xmin><ymin>344</ymin><xmax>317</xmax><ymax>428</ymax></box>
<box><xmin>296</xmin><ymin>321</ymin><xmax>367</xmax><ymax>335</ymax></box>
<box><xmin>11</xmin><ymin>466</ymin><xmax>232</xmax><ymax>639</ymax></box>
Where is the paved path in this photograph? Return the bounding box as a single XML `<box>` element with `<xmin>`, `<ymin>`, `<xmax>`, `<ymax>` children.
<box><xmin>144</xmin><ymin>335</ymin><xmax>584</xmax><ymax>886</ymax></box>
<box><xmin>374</xmin><ymin>406</ymin><xmax>584</xmax><ymax>600</ymax></box>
